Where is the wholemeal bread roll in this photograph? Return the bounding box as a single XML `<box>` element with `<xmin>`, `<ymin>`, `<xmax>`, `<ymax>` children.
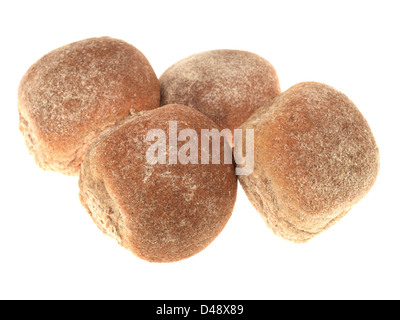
<box><xmin>238</xmin><ymin>82</ymin><xmax>379</xmax><ymax>243</ymax></box>
<box><xmin>159</xmin><ymin>49</ymin><xmax>280</xmax><ymax>131</ymax></box>
<box><xmin>79</xmin><ymin>104</ymin><xmax>237</xmax><ymax>262</ymax></box>
<box><xmin>18</xmin><ymin>37</ymin><xmax>160</xmax><ymax>176</ymax></box>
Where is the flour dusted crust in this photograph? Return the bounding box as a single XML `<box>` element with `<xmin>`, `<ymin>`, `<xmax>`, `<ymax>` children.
<box><xmin>18</xmin><ymin>37</ymin><xmax>160</xmax><ymax>175</ymax></box>
<box><xmin>238</xmin><ymin>82</ymin><xmax>380</xmax><ymax>242</ymax></box>
<box><xmin>79</xmin><ymin>104</ymin><xmax>237</xmax><ymax>262</ymax></box>
<box><xmin>159</xmin><ymin>49</ymin><xmax>280</xmax><ymax>131</ymax></box>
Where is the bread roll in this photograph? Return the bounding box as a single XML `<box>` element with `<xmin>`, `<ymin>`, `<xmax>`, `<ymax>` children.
<box><xmin>79</xmin><ymin>104</ymin><xmax>237</xmax><ymax>262</ymax></box>
<box><xmin>159</xmin><ymin>49</ymin><xmax>280</xmax><ymax>131</ymax></box>
<box><xmin>18</xmin><ymin>37</ymin><xmax>160</xmax><ymax>175</ymax></box>
<box><xmin>238</xmin><ymin>82</ymin><xmax>379</xmax><ymax>242</ymax></box>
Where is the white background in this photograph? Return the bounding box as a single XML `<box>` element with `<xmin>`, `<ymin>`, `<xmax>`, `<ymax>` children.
<box><xmin>0</xmin><ymin>0</ymin><xmax>399</xmax><ymax>300</ymax></box>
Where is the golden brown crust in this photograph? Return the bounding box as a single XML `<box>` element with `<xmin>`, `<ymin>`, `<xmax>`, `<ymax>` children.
<box><xmin>18</xmin><ymin>37</ymin><xmax>160</xmax><ymax>175</ymax></box>
<box><xmin>79</xmin><ymin>104</ymin><xmax>237</xmax><ymax>262</ymax></box>
<box><xmin>159</xmin><ymin>49</ymin><xmax>280</xmax><ymax>131</ymax></box>
<box><xmin>238</xmin><ymin>82</ymin><xmax>380</xmax><ymax>242</ymax></box>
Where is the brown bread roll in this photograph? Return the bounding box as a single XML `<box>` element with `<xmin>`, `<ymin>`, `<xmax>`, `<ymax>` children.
<box><xmin>79</xmin><ymin>104</ymin><xmax>237</xmax><ymax>262</ymax></box>
<box><xmin>18</xmin><ymin>37</ymin><xmax>160</xmax><ymax>176</ymax></box>
<box><xmin>159</xmin><ymin>49</ymin><xmax>280</xmax><ymax>131</ymax></box>
<box><xmin>238</xmin><ymin>82</ymin><xmax>379</xmax><ymax>243</ymax></box>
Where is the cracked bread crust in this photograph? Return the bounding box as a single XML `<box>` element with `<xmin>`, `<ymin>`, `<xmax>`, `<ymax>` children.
<box><xmin>79</xmin><ymin>105</ymin><xmax>237</xmax><ymax>262</ymax></box>
<box><xmin>18</xmin><ymin>37</ymin><xmax>160</xmax><ymax>175</ymax></box>
<box><xmin>238</xmin><ymin>82</ymin><xmax>380</xmax><ymax>242</ymax></box>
